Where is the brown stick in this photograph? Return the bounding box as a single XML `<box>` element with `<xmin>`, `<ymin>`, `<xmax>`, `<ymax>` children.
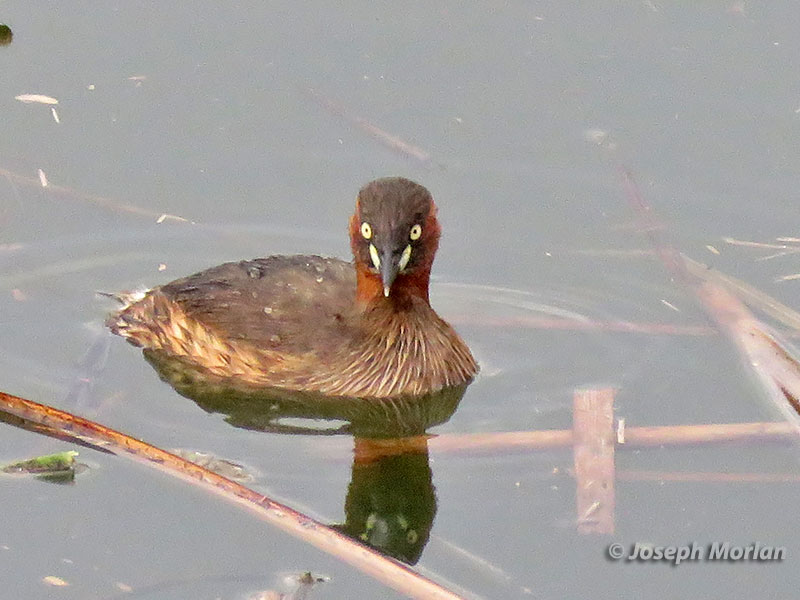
<box><xmin>447</xmin><ymin>315</ymin><xmax>715</xmax><ymax>336</ymax></box>
<box><xmin>0</xmin><ymin>391</ymin><xmax>466</xmax><ymax>600</ymax></box>
<box><xmin>0</xmin><ymin>166</ymin><xmax>193</xmax><ymax>223</ymax></box>
<box><xmin>621</xmin><ymin>420</ymin><xmax>793</xmax><ymax>446</ymax></box>
<box><xmin>572</xmin><ymin>388</ymin><xmax>615</xmax><ymax>534</ymax></box>
<box><xmin>304</xmin><ymin>88</ymin><xmax>434</xmax><ymax>165</ymax></box>
<box><xmin>616</xmin><ymin>470</ymin><xmax>800</xmax><ymax>483</ymax></box>
<box><xmin>332</xmin><ymin>421</ymin><xmax>795</xmax><ymax>462</ymax></box>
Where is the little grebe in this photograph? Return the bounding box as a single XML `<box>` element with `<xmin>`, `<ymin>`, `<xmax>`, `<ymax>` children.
<box><xmin>108</xmin><ymin>177</ymin><xmax>478</xmax><ymax>398</ymax></box>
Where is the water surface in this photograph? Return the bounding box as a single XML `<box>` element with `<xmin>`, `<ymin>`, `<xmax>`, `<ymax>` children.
<box><xmin>2</xmin><ymin>2</ymin><xmax>800</xmax><ymax>598</ymax></box>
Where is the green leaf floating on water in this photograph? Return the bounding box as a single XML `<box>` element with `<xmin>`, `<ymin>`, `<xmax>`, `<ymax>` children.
<box><xmin>3</xmin><ymin>450</ymin><xmax>79</xmax><ymax>482</ymax></box>
<box><xmin>0</xmin><ymin>25</ymin><xmax>12</xmax><ymax>46</ymax></box>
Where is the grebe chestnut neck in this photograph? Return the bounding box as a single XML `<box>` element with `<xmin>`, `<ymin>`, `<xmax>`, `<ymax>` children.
<box><xmin>108</xmin><ymin>177</ymin><xmax>478</xmax><ymax>399</ymax></box>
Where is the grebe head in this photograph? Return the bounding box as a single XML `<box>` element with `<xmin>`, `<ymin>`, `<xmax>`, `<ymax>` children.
<box><xmin>349</xmin><ymin>177</ymin><xmax>441</xmax><ymax>302</ymax></box>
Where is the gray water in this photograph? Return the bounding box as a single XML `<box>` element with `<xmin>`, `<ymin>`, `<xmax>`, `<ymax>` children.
<box><xmin>2</xmin><ymin>2</ymin><xmax>800</xmax><ymax>598</ymax></box>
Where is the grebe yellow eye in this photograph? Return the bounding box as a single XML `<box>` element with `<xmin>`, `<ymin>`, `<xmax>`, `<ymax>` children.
<box><xmin>409</xmin><ymin>224</ymin><xmax>422</xmax><ymax>241</ymax></box>
<box><xmin>361</xmin><ymin>222</ymin><xmax>372</xmax><ymax>239</ymax></box>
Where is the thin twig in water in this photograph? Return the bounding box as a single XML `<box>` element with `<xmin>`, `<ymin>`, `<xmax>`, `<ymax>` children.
<box><xmin>447</xmin><ymin>315</ymin><xmax>714</xmax><ymax>336</ymax></box>
<box><xmin>616</xmin><ymin>470</ymin><xmax>800</xmax><ymax>483</ymax></box>
<box><xmin>304</xmin><ymin>87</ymin><xmax>435</xmax><ymax>166</ymax></box>
<box><xmin>328</xmin><ymin>421</ymin><xmax>796</xmax><ymax>462</ymax></box>
<box><xmin>567</xmin><ymin>248</ymin><xmax>655</xmax><ymax>257</ymax></box>
<box><xmin>0</xmin><ymin>166</ymin><xmax>194</xmax><ymax>223</ymax></box>
<box><xmin>681</xmin><ymin>255</ymin><xmax>800</xmax><ymax>332</ymax></box>
<box><xmin>723</xmin><ymin>237</ymin><xmax>792</xmax><ymax>250</ymax></box>
<box><xmin>756</xmin><ymin>249</ymin><xmax>800</xmax><ymax>261</ymax></box>
<box><xmin>723</xmin><ymin>236</ymin><xmax>800</xmax><ymax>263</ymax></box>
